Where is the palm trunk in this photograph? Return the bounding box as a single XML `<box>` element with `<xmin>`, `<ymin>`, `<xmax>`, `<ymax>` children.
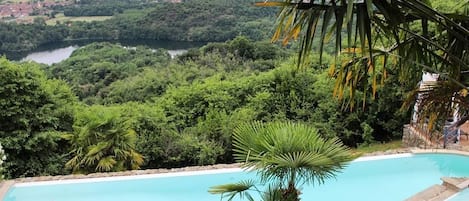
<box><xmin>282</xmin><ymin>171</ymin><xmax>300</xmax><ymax>201</ymax></box>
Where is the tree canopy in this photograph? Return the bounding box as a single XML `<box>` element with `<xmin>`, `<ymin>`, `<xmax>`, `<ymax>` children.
<box><xmin>0</xmin><ymin>38</ymin><xmax>409</xmax><ymax>178</ymax></box>
<box><xmin>0</xmin><ymin>57</ymin><xmax>77</xmax><ymax>178</ymax></box>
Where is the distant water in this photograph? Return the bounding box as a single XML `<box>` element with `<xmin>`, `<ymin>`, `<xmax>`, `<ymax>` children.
<box><xmin>13</xmin><ymin>40</ymin><xmax>204</xmax><ymax>65</ymax></box>
<box><xmin>22</xmin><ymin>46</ymin><xmax>188</xmax><ymax>65</ymax></box>
<box><xmin>22</xmin><ymin>46</ymin><xmax>78</xmax><ymax>65</ymax></box>
<box><xmin>167</xmin><ymin>49</ymin><xmax>188</xmax><ymax>59</ymax></box>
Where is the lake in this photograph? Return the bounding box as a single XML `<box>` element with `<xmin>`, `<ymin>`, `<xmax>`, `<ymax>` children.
<box><xmin>5</xmin><ymin>40</ymin><xmax>205</xmax><ymax>65</ymax></box>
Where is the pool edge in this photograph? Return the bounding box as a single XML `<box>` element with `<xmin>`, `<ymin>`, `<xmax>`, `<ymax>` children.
<box><xmin>411</xmin><ymin>149</ymin><xmax>469</xmax><ymax>156</ymax></box>
<box><xmin>0</xmin><ymin>180</ymin><xmax>14</xmax><ymax>201</ymax></box>
<box><xmin>4</xmin><ymin>149</ymin><xmax>469</xmax><ymax>197</ymax></box>
<box><xmin>354</xmin><ymin>153</ymin><xmax>413</xmax><ymax>162</ymax></box>
<box><xmin>14</xmin><ymin>168</ymin><xmax>244</xmax><ymax>187</ymax></box>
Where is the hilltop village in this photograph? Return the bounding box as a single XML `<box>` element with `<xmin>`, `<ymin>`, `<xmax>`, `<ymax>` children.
<box><xmin>0</xmin><ymin>1</ymin><xmax>71</xmax><ymax>23</ymax></box>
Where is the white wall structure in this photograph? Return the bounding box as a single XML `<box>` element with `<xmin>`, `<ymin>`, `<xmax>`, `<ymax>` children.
<box><xmin>412</xmin><ymin>72</ymin><xmax>440</xmax><ymax>123</ymax></box>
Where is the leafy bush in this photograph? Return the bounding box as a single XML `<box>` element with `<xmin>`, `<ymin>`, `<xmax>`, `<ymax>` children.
<box><xmin>0</xmin><ymin>58</ymin><xmax>76</xmax><ymax>178</ymax></box>
<box><xmin>65</xmin><ymin>106</ymin><xmax>143</xmax><ymax>174</ymax></box>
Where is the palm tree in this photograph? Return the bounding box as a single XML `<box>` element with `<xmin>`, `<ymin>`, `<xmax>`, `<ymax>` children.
<box><xmin>256</xmin><ymin>0</ymin><xmax>468</xmax><ymax>127</ymax></box>
<box><xmin>64</xmin><ymin>110</ymin><xmax>143</xmax><ymax>174</ymax></box>
<box><xmin>209</xmin><ymin>121</ymin><xmax>356</xmax><ymax>201</ymax></box>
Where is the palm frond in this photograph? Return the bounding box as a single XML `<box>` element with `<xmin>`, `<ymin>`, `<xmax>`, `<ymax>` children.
<box><xmin>209</xmin><ymin>180</ymin><xmax>256</xmax><ymax>201</ymax></box>
<box><xmin>261</xmin><ymin>185</ymin><xmax>283</xmax><ymax>201</ymax></box>
<box><xmin>65</xmin><ymin>109</ymin><xmax>144</xmax><ymax>173</ymax></box>
<box><xmin>232</xmin><ymin>121</ymin><xmax>355</xmax><ymax>186</ymax></box>
<box><xmin>96</xmin><ymin>156</ymin><xmax>117</xmax><ymax>172</ymax></box>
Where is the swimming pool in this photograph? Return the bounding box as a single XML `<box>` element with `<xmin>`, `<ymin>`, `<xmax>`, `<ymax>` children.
<box><xmin>4</xmin><ymin>153</ymin><xmax>469</xmax><ymax>201</ymax></box>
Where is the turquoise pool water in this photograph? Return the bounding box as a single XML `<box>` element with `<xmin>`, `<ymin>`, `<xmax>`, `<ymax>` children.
<box><xmin>4</xmin><ymin>153</ymin><xmax>469</xmax><ymax>201</ymax></box>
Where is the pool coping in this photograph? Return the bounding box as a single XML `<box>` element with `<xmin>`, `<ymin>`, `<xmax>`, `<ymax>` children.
<box><xmin>14</xmin><ymin>168</ymin><xmax>244</xmax><ymax>187</ymax></box>
<box><xmin>410</xmin><ymin>148</ymin><xmax>469</xmax><ymax>156</ymax></box>
<box><xmin>1</xmin><ymin>148</ymin><xmax>469</xmax><ymax>200</ymax></box>
<box><xmin>0</xmin><ymin>163</ymin><xmax>241</xmax><ymax>200</ymax></box>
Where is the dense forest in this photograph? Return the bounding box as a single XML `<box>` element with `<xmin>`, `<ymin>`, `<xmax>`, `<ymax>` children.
<box><xmin>60</xmin><ymin>0</ymin><xmax>153</xmax><ymax>16</ymax></box>
<box><xmin>0</xmin><ymin>37</ymin><xmax>410</xmax><ymax>178</ymax></box>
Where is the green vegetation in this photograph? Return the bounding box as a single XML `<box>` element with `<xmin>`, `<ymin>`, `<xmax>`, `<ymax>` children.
<box><xmin>0</xmin><ymin>0</ymin><xmax>276</xmax><ymax>53</ymax></box>
<box><xmin>353</xmin><ymin>141</ymin><xmax>403</xmax><ymax>155</ymax></box>
<box><xmin>64</xmin><ymin>106</ymin><xmax>143</xmax><ymax>173</ymax></box>
<box><xmin>60</xmin><ymin>0</ymin><xmax>152</xmax><ymax>16</ymax></box>
<box><xmin>45</xmin><ymin>13</ymin><xmax>113</xmax><ymax>25</ymax></box>
<box><xmin>265</xmin><ymin>0</ymin><xmax>468</xmax><ymax>128</ymax></box>
<box><xmin>0</xmin><ymin>57</ymin><xmax>76</xmax><ymax>178</ymax></box>
<box><xmin>0</xmin><ymin>21</ymin><xmax>68</xmax><ymax>52</ymax></box>
<box><xmin>4</xmin><ymin>0</ymin><xmax>463</xmax><ymax>182</ymax></box>
<box><xmin>61</xmin><ymin>0</ymin><xmax>276</xmax><ymax>42</ymax></box>
<box><xmin>0</xmin><ymin>3</ymin><xmax>466</xmax><ymax>201</ymax></box>
<box><xmin>0</xmin><ymin>36</ymin><xmax>411</xmax><ymax>178</ymax></box>
<box><xmin>209</xmin><ymin>121</ymin><xmax>355</xmax><ymax>201</ymax></box>
<box><xmin>47</xmin><ymin>42</ymin><xmax>171</xmax><ymax>103</ymax></box>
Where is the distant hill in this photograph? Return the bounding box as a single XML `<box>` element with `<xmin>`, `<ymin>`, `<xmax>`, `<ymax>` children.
<box><xmin>0</xmin><ymin>0</ymin><xmax>277</xmax><ymax>52</ymax></box>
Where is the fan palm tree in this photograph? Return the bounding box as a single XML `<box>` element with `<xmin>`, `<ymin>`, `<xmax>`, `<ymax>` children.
<box><xmin>64</xmin><ymin>111</ymin><xmax>143</xmax><ymax>174</ymax></box>
<box><xmin>256</xmin><ymin>0</ymin><xmax>468</xmax><ymax>127</ymax></box>
<box><xmin>209</xmin><ymin>121</ymin><xmax>356</xmax><ymax>201</ymax></box>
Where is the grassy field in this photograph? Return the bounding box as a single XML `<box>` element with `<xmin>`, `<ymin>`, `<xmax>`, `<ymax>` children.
<box><xmin>44</xmin><ymin>9</ymin><xmax>149</xmax><ymax>25</ymax></box>
<box><xmin>352</xmin><ymin>140</ymin><xmax>403</xmax><ymax>155</ymax></box>
<box><xmin>45</xmin><ymin>13</ymin><xmax>113</xmax><ymax>25</ymax></box>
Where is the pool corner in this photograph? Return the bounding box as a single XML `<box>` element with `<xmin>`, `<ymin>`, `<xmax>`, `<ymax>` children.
<box><xmin>0</xmin><ymin>180</ymin><xmax>15</xmax><ymax>201</ymax></box>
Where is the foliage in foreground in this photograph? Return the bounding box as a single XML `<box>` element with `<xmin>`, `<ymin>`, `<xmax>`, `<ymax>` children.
<box><xmin>64</xmin><ymin>106</ymin><xmax>144</xmax><ymax>174</ymax></box>
<box><xmin>210</xmin><ymin>121</ymin><xmax>356</xmax><ymax>201</ymax></box>
<box><xmin>261</xmin><ymin>0</ymin><xmax>468</xmax><ymax>128</ymax></box>
<box><xmin>0</xmin><ymin>57</ymin><xmax>76</xmax><ymax>178</ymax></box>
